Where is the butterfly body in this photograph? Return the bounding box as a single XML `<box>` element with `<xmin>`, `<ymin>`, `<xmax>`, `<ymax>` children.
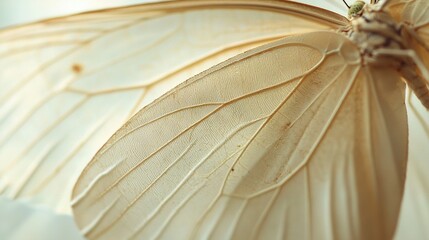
<box><xmin>344</xmin><ymin>1</ymin><xmax>429</xmax><ymax>108</ymax></box>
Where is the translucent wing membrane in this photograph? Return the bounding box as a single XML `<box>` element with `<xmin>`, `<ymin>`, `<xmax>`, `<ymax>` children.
<box><xmin>72</xmin><ymin>32</ymin><xmax>408</xmax><ymax>240</ymax></box>
<box><xmin>382</xmin><ymin>1</ymin><xmax>429</xmax><ymax>239</ymax></box>
<box><xmin>396</xmin><ymin>94</ymin><xmax>429</xmax><ymax>239</ymax></box>
<box><xmin>0</xmin><ymin>0</ymin><xmax>346</xmax><ymax>212</ymax></box>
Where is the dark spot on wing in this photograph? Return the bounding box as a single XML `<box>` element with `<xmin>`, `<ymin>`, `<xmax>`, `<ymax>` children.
<box><xmin>71</xmin><ymin>63</ymin><xmax>83</xmax><ymax>74</ymax></box>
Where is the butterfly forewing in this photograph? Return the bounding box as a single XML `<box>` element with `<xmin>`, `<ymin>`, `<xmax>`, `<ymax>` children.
<box><xmin>72</xmin><ymin>31</ymin><xmax>408</xmax><ymax>240</ymax></box>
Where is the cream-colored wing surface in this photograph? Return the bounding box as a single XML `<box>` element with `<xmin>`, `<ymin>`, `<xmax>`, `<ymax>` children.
<box><xmin>381</xmin><ymin>1</ymin><xmax>429</xmax><ymax>239</ymax></box>
<box><xmin>395</xmin><ymin>94</ymin><xmax>429</xmax><ymax>240</ymax></box>
<box><xmin>0</xmin><ymin>0</ymin><xmax>348</xmax><ymax>213</ymax></box>
<box><xmin>72</xmin><ymin>31</ymin><xmax>407</xmax><ymax>240</ymax></box>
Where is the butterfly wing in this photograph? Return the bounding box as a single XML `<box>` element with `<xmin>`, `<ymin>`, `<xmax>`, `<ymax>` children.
<box><xmin>0</xmin><ymin>0</ymin><xmax>347</xmax><ymax>212</ymax></box>
<box><xmin>72</xmin><ymin>31</ymin><xmax>408</xmax><ymax>240</ymax></box>
<box><xmin>386</xmin><ymin>0</ymin><xmax>429</xmax><ymax>237</ymax></box>
<box><xmin>382</xmin><ymin>1</ymin><xmax>429</xmax><ymax>239</ymax></box>
<box><xmin>396</xmin><ymin>94</ymin><xmax>429</xmax><ymax>239</ymax></box>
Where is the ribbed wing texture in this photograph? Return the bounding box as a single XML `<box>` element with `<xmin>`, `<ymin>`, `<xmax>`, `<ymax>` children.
<box><xmin>383</xmin><ymin>1</ymin><xmax>429</xmax><ymax>239</ymax></box>
<box><xmin>0</xmin><ymin>0</ymin><xmax>347</xmax><ymax>213</ymax></box>
<box><xmin>72</xmin><ymin>31</ymin><xmax>408</xmax><ymax>240</ymax></box>
<box><xmin>395</xmin><ymin>94</ymin><xmax>429</xmax><ymax>240</ymax></box>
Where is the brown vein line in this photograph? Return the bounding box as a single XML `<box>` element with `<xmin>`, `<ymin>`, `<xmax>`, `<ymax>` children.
<box><xmin>76</xmin><ymin>34</ymin><xmax>283</xmax><ymax>122</ymax></box>
<box><xmin>83</xmin><ymin>197</ymin><xmax>120</xmax><ymax>237</ymax></box>
<box><xmin>203</xmin><ymin>123</ymin><xmax>282</xmax><ymax>239</ymax></box>
<box><xmin>0</xmin><ymin>46</ymin><xmax>70</xmax><ymax>103</ymax></box>
<box><xmin>88</xmin><ymin>141</ymin><xmax>196</xmax><ymax>238</ymax></box>
<box><xmin>226</xmin><ymin>199</ymin><xmax>249</xmax><ymax>240</ymax></box>
<box><xmin>95</xmin><ymin>41</ymin><xmax>321</xmax><ymax>157</ymax></box>
<box><xmin>9</xmin><ymin>140</ymin><xmax>61</xmax><ymax>198</ymax></box>
<box><xmin>0</xmin><ymin>16</ymin><xmax>149</xmax><ymax>104</ymax></box>
<box><xmin>153</xmin><ymin>52</ymin><xmax>340</xmax><ymax>235</ymax></box>
<box><xmin>91</xmin><ymin>117</ymin><xmax>266</xmax><ymax>238</ymax></box>
<box><xmin>0</xmin><ymin>28</ymin><xmax>107</xmax><ymax>43</ymax></box>
<box><xmin>0</xmin><ymin>40</ymin><xmax>88</xmax><ymax>57</ymax></box>
<box><xmin>94</xmin><ymin>102</ymin><xmax>222</xmax><ymax>157</ymax></box>
<box><xmin>72</xmin><ymin>157</ymin><xmax>126</xmax><ymax>207</ymax></box>
<box><xmin>201</xmin><ymin>147</ymin><xmax>245</xmax><ymax>180</ymax></box>
<box><xmin>250</xmin><ymin>188</ymin><xmax>281</xmax><ymax>240</ymax></box>
<box><xmin>0</xmin><ymin>92</ymin><xmax>63</xmax><ymax>147</ymax></box>
<box><xmin>190</xmin><ymin>64</ymin><xmax>323</xmax><ymax>235</ymax></box>
<box><xmin>306</xmin><ymin>165</ymin><xmax>313</xmax><ymax>240</ymax></box>
<box><xmin>123</xmin><ymin>142</ymin><xmax>197</xmax><ymax>238</ymax></box>
<box><xmin>225</xmin><ymin>52</ymin><xmax>334</xmax><ymax>179</ymax></box>
<box><xmin>100</xmin><ymin>66</ymin><xmax>296</xmax><ymax>158</ymax></box>
<box><xmin>148</xmin><ymin>184</ymin><xmax>204</xmax><ymax>240</ymax></box>
<box><xmin>417</xmin><ymin>31</ymin><xmax>429</xmax><ymax>42</ymax></box>
<box><xmin>415</xmin><ymin>4</ymin><xmax>428</xmax><ymax>26</ymax></box>
<box><xmin>92</xmin><ymin>74</ymin><xmax>304</xmax><ymax>201</ymax></box>
<box><xmin>250</xmin><ymin>65</ymin><xmax>361</xmax><ymax>198</ymax></box>
<box><xmin>91</xmin><ymin>36</ymin><xmax>283</xmax><ymax>94</ymax></box>
<box><xmin>67</xmin><ymin>85</ymin><xmax>148</xmax><ymax>97</ymax></box>
<box><xmin>415</xmin><ymin>21</ymin><xmax>429</xmax><ymax>30</ymax></box>
<box><xmin>127</xmin><ymin>90</ymin><xmax>148</xmax><ymax>119</ymax></box>
<box><xmin>280</xmin><ymin>207</ymin><xmax>286</xmax><ymax>240</ymax></box>
<box><xmin>59</xmin><ymin>0</ymin><xmax>347</xmax><ymax>27</ymax></box>
<box><xmin>0</xmin><ymin>69</ymin><xmax>80</xmax><ymax>146</ymax></box>
<box><xmin>0</xmin><ymin>73</ymin><xmax>82</xmax><ymax>150</ymax></box>
<box><xmin>223</xmin><ymin>53</ymin><xmax>346</xmax><ymax>201</ymax></box>
<box><xmin>0</xmin><ymin>97</ymin><xmax>88</xmax><ymax>173</ymax></box>
<box><xmin>365</xmin><ymin>67</ymin><xmax>390</xmax><ymax>238</ymax></box>
<box><xmin>365</xmin><ymin>67</ymin><xmax>381</xmax><ymax>197</ymax></box>
<box><xmin>189</xmin><ymin>150</ymin><xmax>247</xmax><ymax>237</ymax></box>
<box><xmin>328</xmin><ymin>153</ymin><xmax>337</xmax><ymax>240</ymax></box>
<box><xmin>66</xmin><ymin>19</ymin><xmax>184</xmax><ymax>82</ymax></box>
<box><xmin>40</xmin><ymin>14</ymin><xmax>143</xmax><ymax>26</ymax></box>
<box><xmin>28</xmin><ymin>110</ymin><xmax>113</xmax><ymax>196</ymax></box>
<box><xmin>206</xmin><ymin>197</ymin><xmax>248</xmax><ymax>240</ymax></box>
<box><xmin>0</xmin><ymin>22</ymin><xmax>169</xmax><ymax>150</ymax></box>
<box><xmin>346</xmin><ymin>150</ymin><xmax>357</xmax><ymax>239</ymax></box>
<box><xmin>84</xmin><ymin>45</ymin><xmax>344</xmax><ymax>236</ymax></box>
<box><xmin>197</xmin><ymin>117</ymin><xmax>267</xmax><ymax>179</ymax></box>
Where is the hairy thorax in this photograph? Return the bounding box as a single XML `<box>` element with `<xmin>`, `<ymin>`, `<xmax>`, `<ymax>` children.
<box><xmin>340</xmin><ymin>2</ymin><xmax>429</xmax><ymax>108</ymax></box>
<box><xmin>341</xmin><ymin>6</ymin><xmax>407</xmax><ymax>67</ymax></box>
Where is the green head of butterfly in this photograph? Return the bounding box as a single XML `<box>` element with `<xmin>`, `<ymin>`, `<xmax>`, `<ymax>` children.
<box><xmin>348</xmin><ymin>1</ymin><xmax>366</xmax><ymax>18</ymax></box>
